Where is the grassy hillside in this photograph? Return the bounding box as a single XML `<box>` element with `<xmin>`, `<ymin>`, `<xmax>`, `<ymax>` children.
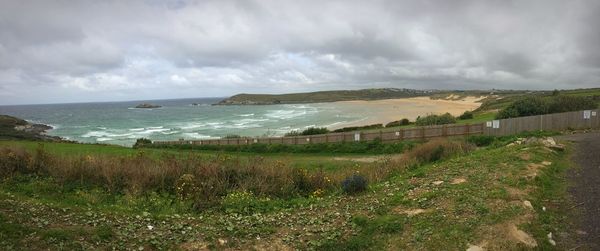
<box><xmin>215</xmin><ymin>88</ymin><xmax>433</xmax><ymax>105</ymax></box>
<box><xmin>0</xmin><ymin>136</ymin><xmax>575</xmax><ymax>250</ymax></box>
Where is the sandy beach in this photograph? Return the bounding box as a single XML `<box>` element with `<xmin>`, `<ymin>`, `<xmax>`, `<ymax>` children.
<box><xmin>330</xmin><ymin>96</ymin><xmax>484</xmax><ymax>129</ymax></box>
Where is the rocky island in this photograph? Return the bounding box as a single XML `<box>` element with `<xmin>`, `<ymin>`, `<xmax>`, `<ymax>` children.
<box><xmin>135</xmin><ymin>103</ymin><xmax>162</xmax><ymax>108</ymax></box>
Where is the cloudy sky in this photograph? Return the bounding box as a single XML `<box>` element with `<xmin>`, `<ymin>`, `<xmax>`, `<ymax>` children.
<box><xmin>0</xmin><ymin>0</ymin><xmax>599</xmax><ymax>105</ymax></box>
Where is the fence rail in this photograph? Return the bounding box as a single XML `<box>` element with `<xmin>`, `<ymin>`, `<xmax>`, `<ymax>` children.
<box><xmin>151</xmin><ymin>109</ymin><xmax>600</xmax><ymax>147</ymax></box>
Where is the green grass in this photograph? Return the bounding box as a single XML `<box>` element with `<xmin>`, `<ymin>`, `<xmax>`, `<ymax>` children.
<box><xmin>0</xmin><ymin>140</ymin><xmax>384</xmax><ymax>172</ymax></box>
<box><xmin>0</xmin><ymin>137</ymin><xmax>576</xmax><ymax>250</ymax></box>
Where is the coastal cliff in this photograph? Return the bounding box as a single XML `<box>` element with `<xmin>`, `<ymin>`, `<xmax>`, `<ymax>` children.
<box><xmin>0</xmin><ymin>115</ymin><xmax>62</xmax><ymax>141</ymax></box>
<box><xmin>215</xmin><ymin>88</ymin><xmax>434</xmax><ymax>105</ymax></box>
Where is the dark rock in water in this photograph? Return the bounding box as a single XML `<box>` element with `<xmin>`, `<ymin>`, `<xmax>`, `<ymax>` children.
<box><xmin>135</xmin><ymin>103</ymin><xmax>162</xmax><ymax>108</ymax></box>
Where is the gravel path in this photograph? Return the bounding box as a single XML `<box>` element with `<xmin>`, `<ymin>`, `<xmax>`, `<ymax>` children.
<box><xmin>559</xmin><ymin>132</ymin><xmax>600</xmax><ymax>249</ymax></box>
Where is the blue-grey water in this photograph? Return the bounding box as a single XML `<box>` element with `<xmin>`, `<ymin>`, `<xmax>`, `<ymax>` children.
<box><xmin>0</xmin><ymin>98</ymin><xmax>367</xmax><ymax>146</ymax></box>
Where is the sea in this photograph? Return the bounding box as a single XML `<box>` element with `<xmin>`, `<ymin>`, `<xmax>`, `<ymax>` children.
<box><xmin>0</xmin><ymin>98</ymin><xmax>372</xmax><ymax>146</ymax></box>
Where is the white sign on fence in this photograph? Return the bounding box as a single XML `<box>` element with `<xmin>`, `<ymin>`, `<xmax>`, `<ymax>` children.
<box><xmin>492</xmin><ymin>120</ymin><xmax>500</xmax><ymax>129</ymax></box>
<box><xmin>395</xmin><ymin>131</ymin><xmax>400</xmax><ymax>136</ymax></box>
<box><xmin>486</xmin><ymin>121</ymin><xmax>492</xmax><ymax>127</ymax></box>
<box><xmin>354</xmin><ymin>133</ymin><xmax>360</xmax><ymax>141</ymax></box>
<box><xmin>593</xmin><ymin>111</ymin><xmax>597</xmax><ymax>116</ymax></box>
<box><xmin>584</xmin><ymin>110</ymin><xmax>591</xmax><ymax>119</ymax></box>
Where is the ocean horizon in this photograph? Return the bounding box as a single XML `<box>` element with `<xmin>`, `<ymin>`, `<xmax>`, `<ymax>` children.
<box><xmin>0</xmin><ymin>97</ymin><xmax>374</xmax><ymax>146</ymax></box>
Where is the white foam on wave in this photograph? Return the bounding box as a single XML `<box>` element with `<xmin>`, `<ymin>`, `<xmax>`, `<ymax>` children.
<box><xmin>237</xmin><ymin>113</ymin><xmax>254</xmax><ymax>117</ymax></box>
<box><xmin>96</xmin><ymin>137</ymin><xmax>113</xmax><ymax>142</ymax></box>
<box><xmin>161</xmin><ymin>131</ymin><xmax>179</xmax><ymax>135</ymax></box>
<box><xmin>129</xmin><ymin>128</ymin><xmax>145</xmax><ymax>131</ymax></box>
<box><xmin>265</xmin><ymin>109</ymin><xmax>308</xmax><ymax>120</ymax></box>
<box><xmin>138</xmin><ymin>128</ymin><xmax>170</xmax><ymax>134</ymax></box>
<box><xmin>82</xmin><ymin>131</ymin><xmax>134</xmax><ymax>138</ymax></box>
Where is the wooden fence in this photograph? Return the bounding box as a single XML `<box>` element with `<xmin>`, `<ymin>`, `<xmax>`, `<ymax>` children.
<box><xmin>151</xmin><ymin>109</ymin><xmax>599</xmax><ymax>147</ymax></box>
<box><xmin>483</xmin><ymin>109</ymin><xmax>599</xmax><ymax>136</ymax></box>
<box><xmin>152</xmin><ymin>123</ymin><xmax>484</xmax><ymax>146</ymax></box>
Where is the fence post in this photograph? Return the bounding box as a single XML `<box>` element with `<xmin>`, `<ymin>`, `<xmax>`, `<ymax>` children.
<box><xmin>465</xmin><ymin>123</ymin><xmax>470</xmax><ymax>135</ymax></box>
<box><xmin>379</xmin><ymin>130</ymin><xmax>383</xmax><ymax>140</ymax></box>
<box><xmin>399</xmin><ymin>129</ymin><xmax>404</xmax><ymax>141</ymax></box>
<box><xmin>442</xmin><ymin>125</ymin><xmax>447</xmax><ymax>137</ymax></box>
<box><xmin>326</xmin><ymin>134</ymin><xmax>329</xmax><ymax>143</ymax></box>
<box><xmin>421</xmin><ymin>127</ymin><xmax>426</xmax><ymax>140</ymax></box>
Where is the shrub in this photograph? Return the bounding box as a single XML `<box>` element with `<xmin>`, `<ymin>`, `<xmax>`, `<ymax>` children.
<box><xmin>284</xmin><ymin>130</ymin><xmax>301</xmax><ymax>136</ymax></box>
<box><xmin>174</xmin><ymin>174</ymin><xmax>199</xmax><ymax>200</ymax></box>
<box><xmin>547</xmin><ymin>95</ymin><xmax>597</xmax><ymax>113</ymax></box>
<box><xmin>220</xmin><ymin>191</ymin><xmax>273</xmax><ymax>215</ymax></box>
<box><xmin>385</xmin><ymin>118</ymin><xmax>411</xmax><ymax>127</ymax></box>
<box><xmin>300</xmin><ymin>127</ymin><xmax>329</xmax><ymax>135</ymax></box>
<box><xmin>415</xmin><ymin>113</ymin><xmax>456</xmax><ymax>126</ymax></box>
<box><xmin>341</xmin><ymin>174</ymin><xmax>368</xmax><ymax>194</ymax></box>
<box><xmin>332</xmin><ymin>124</ymin><xmax>384</xmax><ymax>133</ymax></box>
<box><xmin>0</xmin><ymin>147</ymin><xmax>31</xmax><ymax>177</ymax></box>
<box><xmin>467</xmin><ymin>135</ymin><xmax>496</xmax><ymax>147</ymax></box>
<box><xmin>458</xmin><ymin>110</ymin><xmax>474</xmax><ymax>120</ymax></box>
<box><xmin>497</xmin><ymin>95</ymin><xmax>597</xmax><ymax>119</ymax></box>
<box><xmin>497</xmin><ymin>96</ymin><xmax>548</xmax><ymax>119</ymax></box>
<box><xmin>407</xmin><ymin>139</ymin><xmax>474</xmax><ymax>163</ymax></box>
<box><xmin>133</xmin><ymin>138</ymin><xmax>152</xmax><ymax>148</ymax></box>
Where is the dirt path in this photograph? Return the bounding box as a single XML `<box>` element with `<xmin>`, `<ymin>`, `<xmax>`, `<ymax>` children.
<box><xmin>559</xmin><ymin>132</ymin><xmax>600</xmax><ymax>249</ymax></box>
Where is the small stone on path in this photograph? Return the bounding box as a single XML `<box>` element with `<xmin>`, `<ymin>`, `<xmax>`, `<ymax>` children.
<box><xmin>523</xmin><ymin>200</ymin><xmax>534</xmax><ymax>210</ymax></box>
<box><xmin>509</xmin><ymin>225</ymin><xmax>538</xmax><ymax>247</ymax></box>
<box><xmin>547</xmin><ymin>232</ymin><xmax>556</xmax><ymax>246</ymax></box>
<box><xmin>451</xmin><ymin>178</ymin><xmax>467</xmax><ymax>184</ymax></box>
<box><xmin>466</xmin><ymin>244</ymin><xmax>484</xmax><ymax>251</ymax></box>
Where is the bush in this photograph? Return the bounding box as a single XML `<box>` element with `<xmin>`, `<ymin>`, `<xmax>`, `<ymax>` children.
<box><xmin>0</xmin><ymin>147</ymin><xmax>31</xmax><ymax>177</ymax></box>
<box><xmin>300</xmin><ymin>127</ymin><xmax>329</xmax><ymax>135</ymax></box>
<box><xmin>415</xmin><ymin>113</ymin><xmax>456</xmax><ymax>126</ymax></box>
<box><xmin>458</xmin><ymin>110</ymin><xmax>474</xmax><ymax>120</ymax></box>
<box><xmin>341</xmin><ymin>174</ymin><xmax>368</xmax><ymax>194</ymax></box>
<box><xmin>385</xmin><ymin>118</ymin><xmax>411</xmax><ymax>127</ymax></box>
<box><xmin>496</xmin><ymin>95</ymin><xmax>597</xmax><ymax>119</ymax></box>
<box><xmin>220</xmin><ymin>191</ymin><xmax>274</xmax><ymax>215</ymax></box>
<box><xmin>174</xmin><ymin>174</ymin><xmax>199</xmax><ymax>200</ymax></box>
<box><xmin>497</xmin><ymin>96</ymin><xmax>549</xmax><ymax>119</ymax></box>
<box><xmin>133</xmin><ymin>138</ymin><xmax>152</xmax><ymax>148</ymax></box>
<box><xmin>284</xmin><ymin>130</ymin><xmax>301</xmax><ymax>136</ymax></box>
<box><xmin>332</xmin><ymin>124</ymin><xmax>384</xmax><ymax>133</ymax></box>
<box><xmin>467</xmin><ymin>135</ymin><xmax>496</xmax><ymax>147</ymax></box>
<box><xmin>547</xmin><ymin>95</ymin><xmax>597</xmax><ymax>113</ymax></box>
<box><xmin>407</xmin><ymin>139</ymin><xmax>474</xmax><ymax>163</ymax></box>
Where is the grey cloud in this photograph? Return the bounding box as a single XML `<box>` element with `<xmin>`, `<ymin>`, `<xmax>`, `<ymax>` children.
<box><xmin>0</xmin><ymin>0</ymin><xmax>599</xmax><ymax>105</ymax></box>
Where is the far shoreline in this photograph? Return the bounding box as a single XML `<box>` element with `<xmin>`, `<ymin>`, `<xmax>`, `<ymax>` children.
<box><xmin>326</xmin><ymin>96</ymin><xmax>485</xmax><ymax>130</ymax></box>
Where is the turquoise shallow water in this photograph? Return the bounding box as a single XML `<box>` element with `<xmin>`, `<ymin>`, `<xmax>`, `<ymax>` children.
<box><xmin>0</xmin><ymin>98</ymin><xmax>367</xmax><ymax>146</ymax></box>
